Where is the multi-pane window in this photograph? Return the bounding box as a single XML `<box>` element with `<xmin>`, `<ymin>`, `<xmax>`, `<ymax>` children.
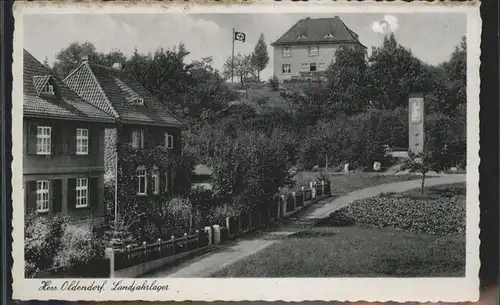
<box><xmin>131</xmin><ymin>129</ymin><xmax>145</xmax><ymax>149</ymax></box>
<box><xmin>310</xmin><ymin>63</ymin><xmax>317</xmax><ymax>72</ymax></box>
<box><xmin>300</xmin><ymin>63</ymin><xmax>309</xmax><ymax>70</ymax></box>
<box><xmin>165</xmin><ymin>133</ymin><xmax>174</xmax><ymax>149</ymax></box>
<box><xmin>76</xmin><ymin>128</ymin><xmax>89</xmax><ymax>155</ymax></box>
<box><xmin>308</xmin><ymin>46</ymin><xmax>319</xmax><ymax>57</ymax></box>
<box><xmin>76</xmin><ymin>178</ymin><xmax>88</xmax><ymax>208</ymax></box>
<box><xmin>43</xmin><ymin>84</ymin><xmax>54</xmax><ymax>94</ymax></box>
<box><xmin>282</xmin><ymin>64</ymin><xmax>291</xmax><ymax>75</ymax></box>
<box><xmin>152</xmin><ymin>169</ymin><xmax>159</xmax><ymax>195</ymax></box>
<box><xmin>133</xmin><ymin>98</ymin><xmax>144</xmax><ymax>106</ymax></box>
<box><xmin>36</xmin><ymin>126</ymin><xmax>51</xmax><ymax>155</ymax></box>
<box><xmin>137</xmin><ymin>166</ymin><xmax>147</xmax><ymax>195</ymax></box>
<box><xmin>282</xmin><ymin>47</ymin><xmax>291</xmax><ymax>58</ymax></box>
<box><xmin>319</xmin><ymin>62</ymin><xmax>327</xmax><ymax>70</ymax></box>
<box><xmin>36</xmin><ymin>180</ymin><xmax>49</xmax><ymax>212</ymax></box>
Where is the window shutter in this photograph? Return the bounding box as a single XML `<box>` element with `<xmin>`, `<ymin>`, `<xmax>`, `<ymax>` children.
<box><xmin>146</xmin><ymin>170</ymin><xmax>152</xmax><ymax>195</ymax></box>
<box><xmin>89</xmin><ymin>177</ymin><xmax>99</xmax><ymax>212</ymax></box>
<box><xmin>67</xmin><ymin>178</ymin><xmax>77</xmax><ymax>210</ymax></box>
<box><xmin>90</xmin><ymin>128</ymin><xmax>99</xmax><ymax>156</ymax></box>
<box><xmin>134</xmin><ymin>172</ymin><xmax>140</xmax><ymax>195</ymax></box>
<box><xmin>159</xmin><ymin>169</ymin><xmax>166</xmax><ymax>194</ymax></box>
<box><xmin>27</xmin><ymin>124</ymin><xmax>37</xmax><ymax>155</ymax></box>
<box><xmin>51</xmin><ymin>179</ymin><xmax>62</xmax><ymax>213</ymax></box>
<box><xmin>51</xmin><ymin>126</ymin><xmax>60</xmax><ymax>155</ymax></box>
<box><xmin>59</xmin><ymin>128</ymin><xmax>68</xmax><ymax>154</ymax></box>
<box><xmin>68</xmin><ymin>128</ymin><xmax>77</xmax><ymax>154</ymax></box>
<box><xmin>25</xmin><ymin>181</ymin><xmax>37</xmax><ymax>214</ymax></box>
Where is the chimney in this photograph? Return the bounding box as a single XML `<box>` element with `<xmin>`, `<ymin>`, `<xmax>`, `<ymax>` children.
<box><xmin>112</xmin><ymin>62</ymin><xmax>122</xmax><ymax>70</ymax></box>
<box><xmin>81</xmin><ymin>54</ymin><xmax>89</xmax><ymax>63</ymax></box>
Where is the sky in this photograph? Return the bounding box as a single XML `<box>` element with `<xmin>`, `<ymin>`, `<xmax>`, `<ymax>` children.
<box><xmin>24</xmin><ymin>13</ymin><xmax>466</xmax><ymax>80</ymax></box>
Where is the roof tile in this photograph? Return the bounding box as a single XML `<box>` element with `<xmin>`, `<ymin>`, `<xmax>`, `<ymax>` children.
<box><xmin>64</xmin><ymin>62</ymin><xmax>183</xmax><ymax>127</ymax></box>
<box><xmin>272</xmin><ymin>17</ymin><xmax>364</xmax><ymax>47</ymax></box>
<box><xmin>23</xmin><ymin>50</ymin><xmax>115</xmax><ymax>123</ymax></box>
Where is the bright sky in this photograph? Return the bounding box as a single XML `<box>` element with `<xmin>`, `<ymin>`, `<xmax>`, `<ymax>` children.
<box><xmin>24</xmin><ymin>13</ymin><xmax>466</xmax><ymax>80</ymax></box>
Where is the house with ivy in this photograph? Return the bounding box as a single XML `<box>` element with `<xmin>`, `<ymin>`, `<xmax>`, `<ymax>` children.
<box><xmin>63</xmin><ymin>57</ymin><xmax>185</xmax><ymax>219</ymax></box>
<box><xmin>23</xmin><ymin>50</ymin><xmax>115</xmax><ymax>224</ymax></box>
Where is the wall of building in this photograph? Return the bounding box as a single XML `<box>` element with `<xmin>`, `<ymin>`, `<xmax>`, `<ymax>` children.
<box><xmin>23</xmin><ymin>117</ymin><xmax>107</xmax><ymax>221</ymax></box>
<box><xmin>273</xmin><ymin>44</ymin><xmax>339</xmax><ymax>81</ymax></box>
<box><xmin>23</xmin><ymin>118</ymin><xmax>106</xmax><ymax>175</ymax></box>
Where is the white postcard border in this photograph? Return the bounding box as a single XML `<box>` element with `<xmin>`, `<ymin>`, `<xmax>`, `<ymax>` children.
<box><xmin>12</xmin><ymin>1</ymin><xmax>481</xmax><ymax>302</ymax></box>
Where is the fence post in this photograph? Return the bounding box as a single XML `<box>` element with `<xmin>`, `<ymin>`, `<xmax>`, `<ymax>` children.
<box><xmin>212</xmin><ymin>224</ymin><xmax>221</xmax><ymax>245</ymax></box>
<box><xmin>281</xmin><ymin>195</ymin><xmax>286</xmax><ymax>215</ymax></box>
<box><xmin>105</xmin><ymin>248</ymin><xmax>115</xmax><ymax>279</ymax></box>
<box><xmin>292</xmin><ymin>192</ymin><xmax>296</xmax><ymax>211</ymax></box>
<box><xmin>310</xmin><ymin>182</ymin><xmax>316</xmax><ymax>200</ymax></box>
<box><xmin>158</xmin><ymin>238</ymin><xmax>161</xmax><ymax>253</ymax></box>
<box><xmin>184</xmin><ymin>233</ymin><xmax>188</xmax><ymax>252</ymax></box>
<box><xmin>204</xmin><ymin>226</ymin><xmax>212</xmax><ymax>246</ymax></box>
<box><xmin>226</xmin><ymin>217</ymin><xmax>231</xmax><ymax>235</ymax></box>
<box><xmin>249</xmin><ymin>210</ymin><xmax>252</xmax><ymax>230</ymax></box>
<box><xmin>322</xmin><ymin>180</ymin><xmax>325</xmax><ymax>195</ymax></box>
<box><xmin>302</xmin><ymin>187</ymin><xmax>305</xmax><ymax>205</ymax></box>
<box><xmin>143</xmin><ymin>241</ymin><xmax>147</xmax><ymax>261</ymax></box>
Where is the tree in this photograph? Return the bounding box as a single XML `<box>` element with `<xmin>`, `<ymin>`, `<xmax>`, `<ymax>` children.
<box><xmin>52</xmin><ymin>42</ymin><xmax>98</xmax><ymax>78</ymax></box>
<box><xmin>250</xmin><ymin>34</ymin><xmax>270</xmax><ymax>82</ymax></box>
<box><xmin>442</xmin><ymin>36</ymin><xmax>466</xmax><ymax>112</ymax></box>
<box><xmin>365</xmin><ymin>33</ymin><xmax>433</xmax><ymax>110</ymax></box>
<box><xmin>222</xmin><ymin>53</ymin><xmax>253</xmax><ymax>88</ymax></box>
<box><xmin>326</xmin><ymin>45</ymin><xmax>369</xmax><ymax>115</ymax></box>
<box><xmin>402</xmin><ymin>112</ymin><xmax>463</xmax><ymax>194</ymax></box>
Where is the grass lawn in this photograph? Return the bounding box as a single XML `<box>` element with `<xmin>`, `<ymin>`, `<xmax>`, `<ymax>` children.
<box><xmin>211</xmin><ymin>226</ymin><xmax>465</xmax><ymax>277</ymax></box>
<box><xmin>211</xmin><ymin>183</ymin><xmax>466</xmax><ymax>278</ymax></box>
<box><xmin>294</xmin><ymin>172</ymin><xmax>419</xmax><ymax>195</ymax></box>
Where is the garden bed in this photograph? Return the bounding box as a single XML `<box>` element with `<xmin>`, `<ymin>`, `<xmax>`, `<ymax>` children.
<box><xmin>322</xmin><ymin>183</ymin><xmax>466</xmax><ymax>235</ymax></box>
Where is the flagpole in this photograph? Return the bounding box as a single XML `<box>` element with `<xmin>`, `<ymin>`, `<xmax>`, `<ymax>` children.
<box><xmin>231</xmin><ymin>28</ymin><xmax>235</xmax><ymax>84</ymax></box>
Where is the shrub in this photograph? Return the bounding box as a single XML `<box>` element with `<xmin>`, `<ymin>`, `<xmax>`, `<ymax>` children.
<box><xmin>54</xmin><ymin>224</ymin><xmax>105</xmax><ymax>268</ymax></box>
<box><xmin>330</xmin><ymin>194</ymin><xmax>466</xmax><ymax>235</ymax></box>
<box><xmin>269</xmin><ymin>76</ymin><xmax>279</xmax><ymax>91</ymax></box>
<box><xmin>25</xmin><ymin>214</ymin><xmax>68</xmax><ymax>277</ymax></box>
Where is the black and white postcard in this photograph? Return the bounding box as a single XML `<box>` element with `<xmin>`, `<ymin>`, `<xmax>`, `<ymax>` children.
<box><xmin>11</xmin><ymin>1</ymin><xmax>480</xmax><ymax>302</ymax></box>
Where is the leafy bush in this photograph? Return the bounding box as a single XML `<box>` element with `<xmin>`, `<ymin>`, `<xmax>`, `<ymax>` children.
<box><xmin>25</xmin><ymin>214</ymin><xmax>68</xmax><ymax>277</ymax></box>
<box><xmin>328</xmin><ymin>193</ymin><xmax>465</xmax><ymax>235</ymax></box>
<box><xmin>269</xmin><ymin>76</ymin><xmax>279</xmax><ymax>91</ymax></box>
<box><xmin>54</xmin><ymin>224</ymin><xmax>105</xmax><ymax>268</ymax></box>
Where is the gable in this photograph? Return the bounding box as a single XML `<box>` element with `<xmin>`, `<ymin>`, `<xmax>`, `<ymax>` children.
<box><xmin>64</xmin><ymin>62</ymin><xmax>184</xmax><ymax>128</ymax></box>
<box><xmin>23</xmin><ymin>50</ymin><xmax>115</xmax><ymax>123</ymax></box>
<box><xmin>32</xmin><ymin>75</ymin><xmax>53</xmax><ymax>95</ymax></box>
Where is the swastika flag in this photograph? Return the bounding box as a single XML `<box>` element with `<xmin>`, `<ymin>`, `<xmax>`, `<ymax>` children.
<box><xmin>234</xmin><ymin>31</ymin><xmax>246</xmax><ymax>42</ymax></box>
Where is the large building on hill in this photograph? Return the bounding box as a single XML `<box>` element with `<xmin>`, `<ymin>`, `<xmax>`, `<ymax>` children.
<box><xmin>271</xmin><ymin>17</ymin><xmax>365</xmax><ymax>82</ymax></box>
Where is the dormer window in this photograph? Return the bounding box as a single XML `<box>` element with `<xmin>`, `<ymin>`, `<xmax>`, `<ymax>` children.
<box><xmin>324</xmin><ymin>33</ymin><xmax>334</xmax><ymax>39</ymax></box>
<box><xmin>133</xmin><ymin>98</ymin><xmax>144</xmax><ymax>106</ymax></box>
<box><xmin>42</xmin><ymin>84</ymin><xmax>54</xmax><ymax>94</ymax></box>
<box><xmin>297</xmin><ymin>34</ymin><xmax>307</xmax><ymax>39</ymax></box>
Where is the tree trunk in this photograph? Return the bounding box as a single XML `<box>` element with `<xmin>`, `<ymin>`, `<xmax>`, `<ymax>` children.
<box><xmin>257</xmin><ymin>70</ymin><xmax>260</xmax><ymax>83</ymax></box>
<box><xmin>420</xmin><ymin>172</ymin><xmax>426</xmax><ymax>194</ymax></box>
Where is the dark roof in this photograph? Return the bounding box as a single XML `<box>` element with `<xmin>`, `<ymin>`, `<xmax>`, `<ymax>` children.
<box><xmin>63</xmin><ymin>62</ymin><xmax>184</xmax><ymax>128</ymax></box>
<box><xmin>272</xmin><ymin>17</ymin><xmax>365</xmax><ymax>47</ymax></box>
<box><xmin>23</xmin><ymin>50</ymin><xmax>115</xmax><ymax>123</ymax></box>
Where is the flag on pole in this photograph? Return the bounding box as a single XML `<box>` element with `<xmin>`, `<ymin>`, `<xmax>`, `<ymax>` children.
<box><xmin>234</xmin><ymin>31</ymin><xmax>246</xmax><ymax>42</ymax></box>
